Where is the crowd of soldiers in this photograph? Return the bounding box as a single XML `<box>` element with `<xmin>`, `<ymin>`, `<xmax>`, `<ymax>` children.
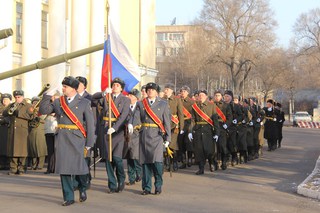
<box><xmin>0</xmin><ymin>76</ymin><xmax>285</xmax><ymax>206</ymax></box>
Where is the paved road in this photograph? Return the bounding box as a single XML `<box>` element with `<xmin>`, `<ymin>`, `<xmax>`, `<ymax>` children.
<box><xmin>0</xmin><ymin>127</ymin><xmax>320</xmax><ymax>213</ymax></box>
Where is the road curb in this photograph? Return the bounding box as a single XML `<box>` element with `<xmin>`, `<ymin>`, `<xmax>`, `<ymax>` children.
<box><xmin>297</xmin><ymin>155</ymin><xmax>320</xmax><ymax>200</ymax></box>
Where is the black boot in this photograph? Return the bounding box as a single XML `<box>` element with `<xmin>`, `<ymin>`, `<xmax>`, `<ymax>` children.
<box><xmin>179</xmin><ymin>154</ymin><xmax>187</xmax><ymax>169</ymax></box>
<box><xmin>195</xmin><ymin>161</ymin><xmax>204</xmax><ymax>175</ymax></box>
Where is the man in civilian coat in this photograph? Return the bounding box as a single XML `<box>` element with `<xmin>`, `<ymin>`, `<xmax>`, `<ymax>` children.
<box><xmin>39</xmin><ymin>76</ymin><xmax>95</xmax><ymax>206</ymax></box>
<box><xmin>130</xmin><ymin>82</ymin><xmax>171</xmax><ymax>195</ymax></box>
<box><xmin>2</xmin><ymin>90</ymin><xmax>33</xmax><ymax>175</ymax></box>
<box><xmin>92</xmin><ymin>77</ymin><xmax>130</xmax><ymax>194</ymax></box>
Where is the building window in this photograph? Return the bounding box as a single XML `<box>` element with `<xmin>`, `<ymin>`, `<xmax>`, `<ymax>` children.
<box><xmin>165</xmin><ymin>48</ymin><xmax>172</xmax><ymax>56</ymax></box>
<box><xmin>168</xmin><ymin>33</ymin><xmax>184</xmax><ymax>41</ymax></box>
<box><xmin>16</xmin><ymin>2</ymin><xmax>23</xmax><ymax>43</ymax></box>
<box><xmin>157</xmin><ymin>33</ymin><xmax>167</xmax><ymax>41</ymax></box>
<box><xmin>156</xmin><ymin>47</ymin><xmax>164</xmax><ymax>56</ymax></box>
<box><xmin>41</xmin><ymin>11</ymin><xmax>48</xmax><ymax>48</ymax></box>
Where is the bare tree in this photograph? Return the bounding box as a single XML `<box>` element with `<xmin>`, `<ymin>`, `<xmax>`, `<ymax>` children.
<box><xmin>198</xmin><ymin>0</ymin><xmax>277</xmax><ymax>95</ymax></box>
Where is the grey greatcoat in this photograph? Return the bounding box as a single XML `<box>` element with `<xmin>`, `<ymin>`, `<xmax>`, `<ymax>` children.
<box><xmin>132</xmin><ymin>97</ymin><xmax>171</xmax><ymax>164</ymax></box>
<box><xmin>123</xmin><ymin>102</ymin><xmax>140</xmax><ymax>160</ymax></box>
<box><xmin>39</xmin><ymin>94</ymin><xmax>95</xmax><ymax>175</ymax></box>
<box><xmin>92</xmin><ymin>92</ymin><xmax>130</xmax><ymax>159</ymax></box>
<box><xmin>2</xmin><ymin>100</ymin><xmax>33</xmax><ymax>157</ymax></box>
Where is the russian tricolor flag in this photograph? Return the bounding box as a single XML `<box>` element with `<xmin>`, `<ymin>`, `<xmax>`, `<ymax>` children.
<box><xmin>101</xmin><ymin>19</ymin><xmax>140</xmax><ymax>93</ymax></box>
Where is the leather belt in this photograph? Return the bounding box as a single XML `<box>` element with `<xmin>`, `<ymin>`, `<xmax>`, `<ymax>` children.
<box><xmin>141</xmin><ymin>123</ymin><xmax>158</xmax><ymax>128</ymax></box>
<box><xmin>265</xmin><ymin>117</ymin><xmax>274</xmax><ymax>120</ymax></box>
<box><xmin>57</xmin><ymin>124</ymin><xmax>79</xmax><ymax>130</ymax></box>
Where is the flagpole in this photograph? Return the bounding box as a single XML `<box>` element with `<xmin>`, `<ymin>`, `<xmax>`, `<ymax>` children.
<box><xmin>106</xmin><ymin>0</ymin><xmax>112</xmax><ymax>163</ymax></box>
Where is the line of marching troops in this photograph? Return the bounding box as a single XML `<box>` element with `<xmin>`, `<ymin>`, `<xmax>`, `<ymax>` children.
<box><xmin>0</xmin><ymin>76</ymin><xmax>285</xmax><ymax>206</ymax></box>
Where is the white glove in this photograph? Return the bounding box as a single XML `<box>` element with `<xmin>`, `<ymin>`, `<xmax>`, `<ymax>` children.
<box><xmin>268</xmin><ymin>107</ymin><xmax>272</xmax><ymax>111</ymax></box>
<box><xmin>242</xmin><ymin>120</ymin><xmax>246</xmax><ymax>124</ymax></box>
<box><xmin>85</xmin><ymin>146</ymin><xmax>91</xmax><ymax>151</ymax></box>
<box><xmin>188</xmin><ymin>133</ymin><xmax>193</xmax><ymax>141</ymax></box>
<box><xmin>249</xmin><ymin>121</ymin><xmax>253</xmax><ymax>126</ymax></box>
<box><xmin>213</xmin><ymin>135</ymin><xmax>219</xmax><ymax>142</ymax></box>
<box><xmin>260</xmin><ymin>122</ymin><xmax>264</xmax><ymax>126</ymax></box>
<box><xmin>257</xmin><ymin>118</ymin><xmax>261</xmax><ymax>122</ymax></box>
<box><xmin>163</xmin><ymin>141</ymin><xmax>170</xmax><ymax>148</ymax></box>
<box><xmin>46</xmin><ymin>85</ymin><xmax>60</xmax><ymax>96</ymax></box>
<box><xmin>232</xmin><ymin>119</ymin><xmax>237</xmax><ymax>124</ymax></box>
<box><xmin>107</xmin><ymin>127</ymin><xmax>115</xmax><ymax>135</ymax></box>
<box><xmin>279</xmin><ymin>120</ymin><xmax>282</xmax><ymax>123</ymax></box>
<box><xmin>180</xmin><ymin>130</ymin><xmax>184</xmax><ymax>134</ymax></box>
<box><xmin>222</xmin><ymin>124</ymin><xmax>228</xmax><ymax>129</ymax></box>
<box><xmin>273</xmin><ymin>118</ymin><xmax>277</xmax><ymax>122</ymax></box>
<box><xmin>128</xmin><ymin>124</ymin><xmax>133</xmax><ymax>134</ymax></box>
<box><xmin>102</xmin><ymin>87</ymin><xmax>112</xmax><ymax>96</ymax></box>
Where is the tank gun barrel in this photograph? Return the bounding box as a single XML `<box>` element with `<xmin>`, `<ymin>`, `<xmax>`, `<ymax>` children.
<box><xmin>0</xmin><ymin>28</ymin><xmax>13</xmax><ymax>40</ymax></box>
<box><xmin>0</xmin><ymin>43</ymin><xmax>104</xmax><ymax>80</ymax></box>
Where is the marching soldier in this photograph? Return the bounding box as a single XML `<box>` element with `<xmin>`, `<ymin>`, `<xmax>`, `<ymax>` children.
<box><xmin>263</xmin><ymin>99</ymin><xmax>279</xmax><ymax>151</ymax></box>
<box><xmin>2</xmin><ymin>90</ymin><xmax>33</xmax><ymax>175</ymax></box>
<box><xmin>130</xmin><ymin>82</ymin><xmax>171</xmax><ymax>195</ymax></box>
<box><xmin>188</xmin><ymin>89</ymin><xmax>220</xmax><ymax>175</ymax></box>
<box><xmin>275</xmin><ymin>102</ymin><xmax>285</xmax><ymax>148</ymax></box>
<box><xmin>233</xmin><ymin>95</ymin><xmax>248</xmax><ymax>164</ymax></box>
<box><xmin>28</xmin><ymin>96</ymin><xmax>47</xmax><ymax>170</ymax></box>
<box><xmin>92</xmin><ymin>77</ymin><xmax>130</xmax><ymax>194</ymax></box>
<box><xmin>178</xmin><ymin>86</ymin><xmax>195</xmax><ymax>169</ymax></box>
<box><xmin>163</xmin><ymin>83</ymin><xmax>184</xmax><ymax>171</ymax></box>
<box><xmin>39</xmin><ymin>76</ymin><xmax>95</xmax><ymax>206</ymax></box>
<box><xmin>213</xmin><ymin>90</ymin><xmax>232</xmax><ymax>170</ymax></box>
<box><xmin>0</xmin><ymin>93</ymin><xmax>12</xmax><ymax>170</ymax></box>
<box><xmin>223</xmin><ymin>90</ymin><xmax>240</xmax><ymax>166</ymax></box>
<box><xmin>123</xmin><ymin>89</ymin><xmax>142</xmax><ymax>185</ymax></box>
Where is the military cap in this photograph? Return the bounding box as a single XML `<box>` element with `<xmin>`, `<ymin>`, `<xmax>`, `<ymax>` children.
<box><xmin>224</xmin><ymin>90</ymin><xmax>233</xmax><ymax>98</ymax></box>
<box><xmin>1</xmin><ymin>93</ymin><xmax>12</xmax><ymax>101</ymax></box>
<box><xmin>129</xmin><ymin>88</ymin><xmax>141</xmax><ymax>99</ymax></box>
<box><xmin>31</xmin><ymin>96</ymin><xmax>40</xmax><ymax>103</ymax></box>
<box><xmin>243</xmin><ymin>99</ymin><xmax>249</xmax><ymax>104</ymax></box>
<box><xmin>76</xmin><ymin>76</ymin><xmax>88</xmax><ymax>87</ymax></box>
<box><xmin>276</xmin><ymin>102</ymin><xmax>282</xmax><ymax>108</ymax></box>
<box><xmin>141</xmin><ymin>85</ymin><xmax>146</xmax><ymax>91</ymax></box>
<box><xmin>62</xmin><ymin>76</ymin><xmax>79</xmax><ymax>90</ymax></box>
<box><xmin>267</xmin><ymin>99</ymin><xmax>274</xmax><ymax>105</ymax></box>
<box><xmin>193</xmin><ymin>90</ymin><xmax>199</xmax><ymax>96</ymax></box>
<box><xmin>145</xmin><ymin>82</ymin><xmax>160</xmax><ymax>93</ymax></box>
<box><xmin>249</xmin><ymin>97</ymin><xmax>257</xmax><ymax>103</ymax></box>
<box><xmin>13</xmin><ymin>90</ymin><xmax>24</xmax><ymax>97</ymax></box>
<box><xmin>198</xmin><ymin>89</ymin><xmax>208</xmax><ymax>95</ymax></box>
<box><xmin>233</xmin><ymin>94</ymin><xmax>241</xmax><ymax>101</ymax></box>
<box><xmin>214</xmin><ymin>89</ymin><xmax>222</xmax><ymax>95</ymax></box>
<box><xmin>111</xmin><ymin>77</ymin><xmax>125</xmax><ymax>89</ymax></box>
<box><xmin>164</xmin><ymin>83</ymin><xmax>175</xmax><ymax>91</ymax></box>
<box><xmin>180</xmin><ymin>85</ymin><xmax>191</xmax><ymax>93</ymax></box>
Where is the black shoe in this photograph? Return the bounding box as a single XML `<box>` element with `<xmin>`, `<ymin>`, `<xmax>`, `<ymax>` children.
<box><xmin>221</xmin><ymin>163</ymin><xmax>227</xmax><ymax>170</ymax></box>
<box><xmin>118</xmin><ymin>182</ymin><xmax>125</xmax><ymax>192</ymax></box>
<box><xmin>179</xmin><ymin>163</ymin><xmax>187</xmax><ymax>169</ymax></box>
<box><xmin>135</xmin><ymin>176</ymin><xmax>142</xmax><ymax>182</ymax></box>
<box><xmin>173</xmin><ymin>162</ymin><xmax>178</xmax><ymax>171</ymax></box>
<box><xmin>108</xmin><ymin>189</ymin><xmax>117</xmax><ymax>194</ymax></box>
<box><xmin>209</xmin><ymin>164</ymin><xmax>214</xmax><ymax>172</ymax></box>
<box><xmin>187</xmin><ymin>159</ymin><xmax>192</xmax><ymax>167</ymax></box>
<box><xmin>126</xmin><ymin>181</ymin><xmax>135</xmax><ymax>186</ymax></box>
<box><xmin>62</xmin><ymin>200</ymin><xmax>75</xmax><ymax>206</ymax></box>
<box><xmin>141</xmin><ymin>190</ymin><xmax>151</xmax><ymax>195</ymax></box>
<box><xmin>79</xmin><ymin>191</ymin><xmax>87</xmax><ymax>202</ymax></box>
<box><xmin>278</xmin><ymin>144</ymin><xmax>281</xmax><ymax>148</ymax></box>
<box><xmin>154</xmin><ymin>187</ymin><xmax>162</xmax><ymax>195</ymax></box>
<box><xmin>195</xmin><ymin>169</ymin><xmax>204</xmax><ymax>175</ymax></box>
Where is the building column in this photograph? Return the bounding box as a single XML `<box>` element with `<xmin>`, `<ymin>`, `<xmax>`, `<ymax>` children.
<box><xmin>22</xmin><ymin>0</ymin><xmax>42</xmax><ymax>98</ymax></box>
<box><xmin>89</xmin><ymin>0</ymin><xmax>105</xmax><ymax>93</ymax></box>
<box><xmin>46</xmin><ymin>0</ymin><xmax>66</xmax><ymax>88</ymax></box>
<box><xmin>70</xmin><ymin>0</ymin><xmax>89</xmax><ymax>77</ymax></box>
<box><xmin>0</xmin><ymin>0</ymin><xmax>13</xmax><ymax>93</ymax></box>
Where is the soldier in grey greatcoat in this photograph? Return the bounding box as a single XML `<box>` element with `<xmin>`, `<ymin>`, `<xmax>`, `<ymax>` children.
<box><xmin>0</xmin><ymin>93</ymin><xmax>12</xmax><ymax>170</ymax></box>
<box><xmin>123</xmin><ymin>89</ymin><xmax>142</xmax><ymax>185</ymax></box>
<box><xmin>28</xmin><ymin>96</ymin><xmax>47</xmax><ymax>170</ymax></box>
<box><xmin>39</xmin><ymin>76</ymin><xmax>95</xmax><ymax>206</ymax></box>
<box><xmin>92</xmin><ymin>77</ymin><xmax>130</xmax><ymax>194</ymax></box>
<box><xmin>130</xmin><ymin>82</ymin><xmax>171</xmax><ymax>195</ymax></box>
<box><xmin>2</xmin><ymin>90</ymin><xmax>33</xmax><ymax>175</ymax></box>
